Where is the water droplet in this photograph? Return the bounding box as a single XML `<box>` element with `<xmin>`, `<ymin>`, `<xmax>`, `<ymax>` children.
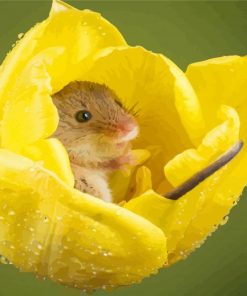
<box><xmin>29</xmin><ymin>227</ymin><xmax>34</xmax><ymax>232</ymax></box>
<box><xmin>56</xmin><ymin>216</ymin><xmax>62</xmax><ymax>221</ymax></box>
<box><xmin>102</xmin><ymin>251</ymin><xmax>112</xmax><ymax>257</ymax></box>
<box><xmin>101</xmin><ymin>32</ymin><xmax>106</xmax><ymax>36</ymax></box>
<box><xmin>8</xmin><ymin>210</ymin><xmax>15</xmax><ymax>216</ymax></box>
<box><xmin>0</xmin><ymin>216</ymin><xmax>4</xmax><ymax>221</ymax></box>
<box><xmin>70</xmin><ymin>257</ymin><xmax>86</xmax><ymax>272</ymax></box>
<box><xmin>115</xmin><ymin>209</ymin><xmax>122</xmax><ymax>216</ymax></box>
<box><xmin>18</xmin><ymin>33</ymin><xmax>24</xmax><ymax>39</ymax></box>
<box><xmin>0</xmin><ymin>255</ymin><xmax>9</xmax><ymax>264</ymax></box>
<box><xmin>220</xmin><ymin>216</ymin><xmax>229</xmax><ymax>225</ymax></box>
<box><xmin>98</xmin><ymin>26</ymin><xmax>102</xmax><ymax>30</ymax></box>
<box><xmin>37</xmin><ymin>244</ymin><xmax>43</xmax><ymax>250</ymax></box>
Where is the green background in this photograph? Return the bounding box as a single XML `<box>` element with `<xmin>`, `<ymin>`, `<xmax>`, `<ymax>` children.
<box><xmin>0</xmin><ymin>1</ymin><xmax>247</xmax><ymax>295</ymax></box>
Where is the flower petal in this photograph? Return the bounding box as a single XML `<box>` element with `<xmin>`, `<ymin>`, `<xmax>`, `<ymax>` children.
<box><xmin>133</xmin><ymin>166</ymin><xmax>152</xmax><ymax>197</ymax></box>
<box><xmin>79</xmin><ymin>46</ymin><xmax>204</xmax><ymax>191</ymax></box>
<box><xmin>165</xmin><ymin>105</ymin><xmax>240</xmax><ymax>186</ymax></box>
<box><xmin>0</xmin><ymin>149</ymin><xmax>167</xmax><ymax>291</ymax></box>
<box><xmin>22</xmin><ymin>138</ymin><xmax>74</xmax><ymax>187</ymax></box>
<box><xmin>168</xmin><ymin>148</ymin><xmax>247</xmax><ymax>264</ymax></box>
<box><xmin>0</xmin><ymin>0</ymin><xmax>126</xmax><ymax>110</ymax></box>
<box><xmin>125</xmin><ymin>104</ymin><xmax>245</xmax><ymax>262</ymax></box>
<box><xmin>1</xmin><ymin>48</ymin><xmax>61</xmax><ymax>151</ymax></box>
<box><xmin>125</xmin><ymin>145</ymin><xmax>247</xmax><ymax>262</ymax></box>
<box><xmin>0</xmin><ymin>0</ymin><xmax>126</xmax><ymax>179</ymax></box>
<box><xmin>109</xmin><ymin>149</ymin><xmax>150</xmax><ymax>202</ymax></box>
<box><xmin>186</xmin><ymin>55</ymin><xmax>247</xmax><ymax>141</ymax></box>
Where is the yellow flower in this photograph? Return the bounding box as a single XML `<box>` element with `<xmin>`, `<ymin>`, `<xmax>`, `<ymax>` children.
<box><xmin>0</xmin><ymin>0</ymin><xmax>246</xmax><ymax>291</ymax></box>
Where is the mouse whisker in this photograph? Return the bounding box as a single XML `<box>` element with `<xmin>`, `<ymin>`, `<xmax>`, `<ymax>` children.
<box><xmin>127</xmin><ymin>102</ymin><xmax>139</xmax><ymax>113</ymax></box>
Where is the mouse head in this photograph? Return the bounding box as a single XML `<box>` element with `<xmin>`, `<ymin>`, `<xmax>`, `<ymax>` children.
<box><xmin>52</xmin><ymin>81</ymin><xmax>139</xmax><ymax>169</ymax></box>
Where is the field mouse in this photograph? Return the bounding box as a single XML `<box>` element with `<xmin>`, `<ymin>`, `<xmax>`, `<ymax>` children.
<box><xmin>52</xmin><ymin>81</ymin><xmax>139</xmax><ymax>202</ymax></box>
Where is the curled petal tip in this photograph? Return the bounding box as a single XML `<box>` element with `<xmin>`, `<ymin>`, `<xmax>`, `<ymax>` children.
<box><xmin>50</xmin><ymin>0</ymin><xmax>74</xmax><ymax>16</ymax></box>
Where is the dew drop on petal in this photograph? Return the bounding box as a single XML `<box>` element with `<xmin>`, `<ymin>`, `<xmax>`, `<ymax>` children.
<box><xmin>37</xmin><ymin>244</ymin><xmax>43</xmax><ymax>250</ymax></box>
<box><xmin>220</xmin><ymin>215</ymin><xmax>229</xmax><ymax>225</ymax></box>
<box><xmin>18</xmin><ymin>32</ymin><xmax>24</xmax><ymax>39</ymax></box>
<box><xmin>8</xmin><ymin>210</ymin><xmax>16</xmax><ymax>216</ymax></box>
<box><xmin>0</xmin><ymin>256</ymin><xmax>9</xmax><ymax>264</ymax></box>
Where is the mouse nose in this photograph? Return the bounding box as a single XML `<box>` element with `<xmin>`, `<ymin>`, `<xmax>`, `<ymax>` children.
<box><xmin>116</xmin><ymin>119</ymin><xmax>139</xmax><ymax>142</ymax></box>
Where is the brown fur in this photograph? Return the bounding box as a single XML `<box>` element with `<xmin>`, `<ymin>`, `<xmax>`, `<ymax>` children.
<box><xmin>52</xmin><ymin>81</ymin><xmax>138</xmax><ymax>202</ymax></box>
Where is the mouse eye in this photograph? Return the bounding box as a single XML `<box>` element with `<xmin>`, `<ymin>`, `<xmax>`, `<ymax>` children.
<box><xmin>75</xmin><ymin>110</ymin><xmax>92</xmax><ymax>122</ymax></box>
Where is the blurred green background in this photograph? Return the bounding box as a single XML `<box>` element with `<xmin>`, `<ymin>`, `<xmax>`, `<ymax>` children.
<box><xmin>1</xmin><ymin>1</ymin><xmax>247</xmax><ymax>295</ymax></box>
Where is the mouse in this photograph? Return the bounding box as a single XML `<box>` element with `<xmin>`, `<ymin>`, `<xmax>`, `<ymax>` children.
<box><xmin>52</xmin><ymin>81</ymin><xmax>139</xmax><ymax>202</ymax></box>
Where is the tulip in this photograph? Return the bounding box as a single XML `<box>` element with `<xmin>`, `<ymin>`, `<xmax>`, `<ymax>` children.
<box><xmin>0</xmin><ymin>0</ymin><xmax>246</xmax><ymax>291</ymax></box>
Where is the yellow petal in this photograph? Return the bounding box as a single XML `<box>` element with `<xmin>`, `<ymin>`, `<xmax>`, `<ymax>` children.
<box><xmin>186</xmin><ymin>55</ymin><xmax>247</xmax><ymax>141</ymax></box>
<box><xmin>125</xmin><ymin>145</ymin><xmax>247</xmax><ymax>261</ymax></box>
<box><xmin>168</xmin><ymin>148</ymin><xmax>247</xmax><ymax>264</ymax></box>
<box><xmin>125</xmin><ymin>105</ymin><xmax>244</xmax><ymax>261</ymax></box>
<box><xmin>0</xmin><ymin>0</ymin><xmax>127</xmax><ymax>180</ymax></box>
<box><xmin>125</xmin><ymin>190</ymin><xmax>173</xmax><ymax>230</ymax></box>
<box><xmin>22</xmin><ymin>138</ymin><xmax>74</xmax><ymax>187</ymax></box>
<box><xmin>1</xmin><ymin>48</ymin><xmax>61</xmax><ymax>152</ymax></box>
<box><xmin>125</xmin><ymin>188</ymin><xmax>203</xmax><ymax>256</ymax></box>
<box><xmin>0</xmin><ymin>149</ymin><xmax>167</xmax><ymax>291</ymax></box>
<box><xmin>133</xmin><ymin>166</ymin><xmax>152</xmax><ymax>197</ymax></box>
<box><xmin>79</xmin><ymin>46</ymin><xmax>204</xmax><ymax>191</ymax></box>
<box><xmin>163</xmin><ymin>56</ymin><xmax>206</xmax><ymax>145</ymax></box>
<box><xmin>0</xmin><ymin>0</ymin><xmax>126</xmax><ymax>119</ymax></box>
<box><xmin>165</xmin><ymin>105</ymin><xmax>240</xmax><ymax>186</ymax></box>
<box><xmin>109</xmin><ymin>149</ymin><xmax>150</xmax><ymax>203</ymax></box>
<box><xmin>50</xmin><ymin>0</ymin><xmax>75</xmax><ymax>15</ymax></box>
